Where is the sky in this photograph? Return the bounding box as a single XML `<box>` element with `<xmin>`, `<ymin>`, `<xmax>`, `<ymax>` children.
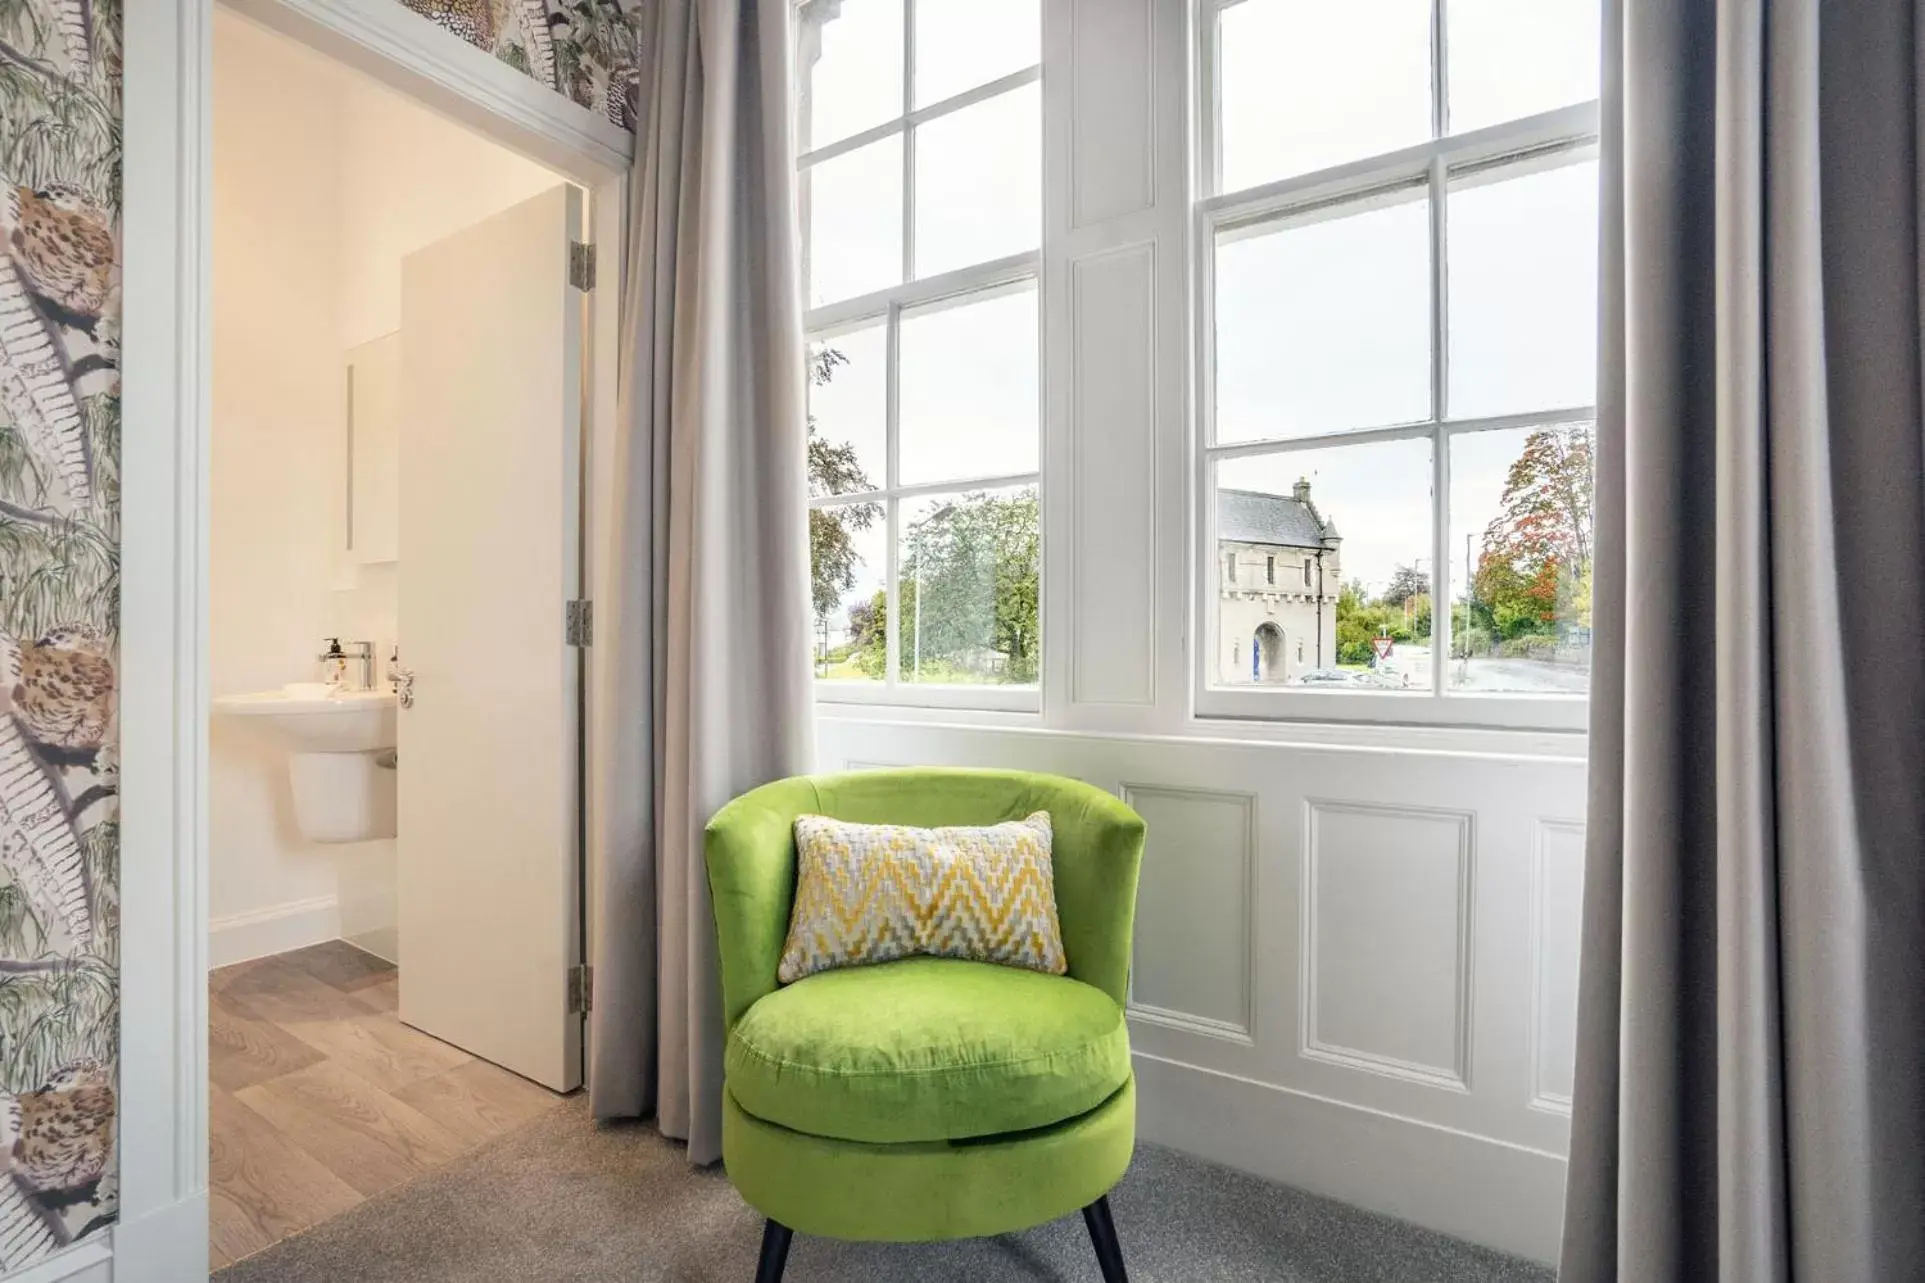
<box><xmin>802</xmin><ymin>0</ymin><xmax>1600</xmax><ymax>624</ymax></box>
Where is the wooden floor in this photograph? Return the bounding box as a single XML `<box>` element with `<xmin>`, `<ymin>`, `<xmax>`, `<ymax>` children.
<box><xmin>208</xmin><ymin>942</ymin><xmax>566</xmax><ymax>1271</ymax></box>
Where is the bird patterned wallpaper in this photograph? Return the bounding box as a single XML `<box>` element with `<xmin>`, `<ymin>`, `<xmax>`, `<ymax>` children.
<box><xmin>0</xmin><ymin>0</ymin><xmax>123</xmax><ymax>1273</ymax></box>
<box><xmin>400</xmin><ymin>0</ymin><xmax>645</xmax><ymax>129</ymax></box>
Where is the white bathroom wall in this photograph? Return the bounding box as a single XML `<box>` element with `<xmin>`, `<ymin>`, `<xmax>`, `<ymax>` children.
<box><xmin>323</xmin><ymin>68</ymin><xmax>561</xmax><ymax>711</ymax></box>
<box><xmin>211</xmin><ymin>11</ymin><xmax>565</xmax><ymax>965</ymax></box>
<box><xmin>210</xmin><ymin>14</ymin><xmax>351</xmax><ymax>962</ymax></box>
<box><xmin>337</xmin><ymin>84</ymin><xmax>561</xmax><ymax>349</ymax></box>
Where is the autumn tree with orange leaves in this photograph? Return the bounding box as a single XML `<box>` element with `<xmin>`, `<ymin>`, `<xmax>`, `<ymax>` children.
<box><xmin>1472</xmin><ymin>426</ymin><xmax>1594</xmax><ymax>639</ymax></box>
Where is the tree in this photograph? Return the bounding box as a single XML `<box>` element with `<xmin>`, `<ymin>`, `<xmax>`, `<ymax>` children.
<box><xmin>806</xmin><ymin>346</ymin><xmax>882</xmax><ymax>626</ymax></box>
<box><xmin>1383</xmin><ymin>563</ymin><xmax>1429</xmax><ymax>608</ymax></box>
<box><xmin>1334</xmin><ymin>578</ymin><xmax>1417</xmax><ymax>665</ymax></box>
<box><xmin>897</xmin><ymin>491</ymin><xmax>1040</xmax><ymax>683</ymax></box>
<box><xmin>1472</xmin><ymin>426</ymin><xmax>1594</xmax><ymax>638</ymax></box>
<box><xmin>847</xmin><ymin>590</ymin><xmax>887</xmax><ymax>678</ymax></box>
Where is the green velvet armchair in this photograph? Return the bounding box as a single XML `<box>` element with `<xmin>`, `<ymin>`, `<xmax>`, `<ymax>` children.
<box><xmin>704</xmin><ymin>768</ymin><xmax>1147</xmax><ymax>1282</ymax></box>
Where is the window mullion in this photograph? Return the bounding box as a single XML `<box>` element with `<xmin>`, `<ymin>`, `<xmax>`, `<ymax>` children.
<box><xmin>884</xmin><ymin>302</ymin><xmax>902</xmax><ymax>689</ymax></box>
<box><xmin>1432</xmin><ymin>0</ymin><xmax>1450</xmax><ymax>139</ymax></box>
<box><xmin>890</xmin><ymin>0</ymin><xmax>912</xmax><ymax>693</ymax></box>
<box><xmin>901</xmin><ymin>0</ymin><xmax>917</xmax><ymax>285</ymax></box>
<box><xmin>884</xmin><ymin>496</ymin><xmax>902</xmax><ymax>689</ymax></box>
<box><xmin>1206</xmin><ymin>5</ymin><xmax>1225</xmax><ymax>198</ymax></box>
<box><xmin>1427</xmin><ymin>0</ymin><xmax>1452</xmax><ymax>699</ymax></box>
<box><xmin>1428</xmin><ymin>151</ymin><xmax>1451</xmax><ymax>697</ymax></box>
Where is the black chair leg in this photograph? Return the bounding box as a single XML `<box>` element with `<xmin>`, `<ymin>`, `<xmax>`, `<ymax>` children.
<box><xmin>1082</xmin><ymin>1196</ymin><xmax>1129</xmax><ymax>1282</ymax></box>
<box><xmin>754</xmin><ymin>1219</ymin><xmax>793</xmax><ymax>1283</ymax></box>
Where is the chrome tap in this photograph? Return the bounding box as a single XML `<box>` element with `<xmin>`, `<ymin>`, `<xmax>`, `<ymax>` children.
<box><xmin>320</xmin><ymin>638</ymin><xmax>375</xmax><ymax>692</ymax></box>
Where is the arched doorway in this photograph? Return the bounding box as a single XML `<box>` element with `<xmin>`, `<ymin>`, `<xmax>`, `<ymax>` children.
<box><xmin>1253</xmin><ymin>622</ymin><xmax>1285</xmax><ymax>683</ymax></box>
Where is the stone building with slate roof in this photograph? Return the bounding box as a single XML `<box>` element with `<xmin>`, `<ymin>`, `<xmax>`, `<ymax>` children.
<box><xmin>1217</xmin><ymin>479</ymin><xmax>1343</xmax><ymax>684</ymax></box>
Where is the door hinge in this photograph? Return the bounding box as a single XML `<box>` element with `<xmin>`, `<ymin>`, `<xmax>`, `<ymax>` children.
<box><xmin>566</xmin><ymin>599</ymin><xmax>593</xmax><ymax>647</ymax></box>
<box><xmin>567</xmin><ymin>964</ymin><xmax>593</xmax><ymax>1015</ymax></box>
<box><xmin>569</xmin><ymin>242</ymin><xmax>597</xmax><ymax>291</ymax></box>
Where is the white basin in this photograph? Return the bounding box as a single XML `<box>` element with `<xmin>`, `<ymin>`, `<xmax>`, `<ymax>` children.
<box><xmin>214</xmin><ymin>688</ymin><xmax>397</xmax><ymax>752</ymax></box>
<box><xmin>214</xmin><ymin>688</ymin><xmax>398</xmax><ymax>843</ymax></box>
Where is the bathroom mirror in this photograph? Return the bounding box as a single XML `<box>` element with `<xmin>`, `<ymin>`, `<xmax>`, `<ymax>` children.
<box><xmin>346</xmin><ymin>332</ymin><xmax>401</xmax><ymax>564</ymax></box>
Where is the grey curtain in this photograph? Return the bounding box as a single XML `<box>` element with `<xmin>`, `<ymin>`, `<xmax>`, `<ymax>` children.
<box><xmin>589</xmin><ymin>0</ymin><xmax>815</xmax><ymax>1162</ymax></box>
<box><xmin>1561</xmin><ymin>2</ymin><xmax>1925</xmax><ymax>1280</ymax></box>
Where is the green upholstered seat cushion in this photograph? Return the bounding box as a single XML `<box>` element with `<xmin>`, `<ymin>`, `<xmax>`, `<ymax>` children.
<box><xmin>723</xmin><ymin>1078</ymin><xmax>1136</xmax><ymax>1241</ymax></box>
<box><xmin>724</xmin><ymin>956</ymin><xmax>1130</xmax><ymax>1145</ymax></box>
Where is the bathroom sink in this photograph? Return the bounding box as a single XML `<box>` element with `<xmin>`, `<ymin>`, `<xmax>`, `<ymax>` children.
<box><xmin>213</xmin><ymin>687</ymin><xmax>398</xmax><ymax>753</ymax></box>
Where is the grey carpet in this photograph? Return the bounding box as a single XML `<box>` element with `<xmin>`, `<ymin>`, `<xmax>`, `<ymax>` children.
<box><xmin>214</xmin><ymin>1098</ymin><xmax>1552</xmax><ymax>1283</ymax></box>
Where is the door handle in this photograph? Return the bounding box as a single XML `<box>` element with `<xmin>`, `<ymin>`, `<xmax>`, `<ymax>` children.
<box><xmin>391</xmin><ymin>666</ymin><xmax>416</xmax><ymax>709</ymax></box>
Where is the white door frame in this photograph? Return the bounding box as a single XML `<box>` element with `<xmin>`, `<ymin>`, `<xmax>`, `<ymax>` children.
<box><xmin>117</xmin><ymin>2</ymin><xmax>630</xmax><ymax>1278</ymax></box>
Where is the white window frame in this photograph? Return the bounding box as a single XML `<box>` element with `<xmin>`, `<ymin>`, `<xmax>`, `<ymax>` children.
<box><xmin>1192</xmin><ymin>0</ymin><xmax>1600</xmax><ymax>732</ymax></box>
<box><xmin>801</xmin><ymin>1</ymin><xmax>1043</xmax><ymax>713</ymax></box>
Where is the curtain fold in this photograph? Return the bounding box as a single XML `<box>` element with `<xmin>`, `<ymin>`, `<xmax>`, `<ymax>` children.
<box><xmin>1562</xmin><ymin>2</ymin><xmax>1925</xmax><ymax>1279</ymax></box>
<box><xmin>589</xmin><ymin>0</ymin><xmax>815</xmax><ymax>1164</ymax></box>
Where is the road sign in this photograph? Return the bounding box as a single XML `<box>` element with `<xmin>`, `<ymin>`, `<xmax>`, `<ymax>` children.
<box><xmin>1372</xmin><ymin>636</ymin><xmax>1394</xmax><ymax>661</ymax></box>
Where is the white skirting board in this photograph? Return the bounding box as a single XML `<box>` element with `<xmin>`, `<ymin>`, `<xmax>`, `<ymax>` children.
<box><xmin>343</xmin><ymin>924</ymin><xmax>399</xmax><ymax>965</ymax></box>
<box><xmin>208</xmin><ymin>895</ymin><xmax>341</xmax><ymax>968</ymax></box>
<box><xmin>1132</xmin><ymin>1052</ymin><xmax>1569</xmax><ymax>1265</ymax></box>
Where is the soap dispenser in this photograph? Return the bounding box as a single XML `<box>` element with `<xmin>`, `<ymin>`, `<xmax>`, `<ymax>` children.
<box><xmin>319</xmin><ymin>638</ymin><xmax>348</xmax><ymax>688</ymax></box>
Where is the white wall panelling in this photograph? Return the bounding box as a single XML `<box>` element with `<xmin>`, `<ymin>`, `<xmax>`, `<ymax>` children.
<box><xmin>1070</xmin><ymin>0</ymin><xmax>1156</xmax><ymax>228</ymax></box>
<box><xmin>1130</xmin><ymin>1052</ymin><xmax>1570</xmax><ymax>1267</ymax></box>
<box><xmin>1301</xmin><ymin>800</ymin><xmax>1473</xmax><ymax>1088</ymax></box>
<box><xmin>1041</xmin><ymin>0</ymin><xmax>1192</xmax><ymax>734</ymax></box>
<box><xmin>1120</xmin><ymin>785</ymin><xmax>1254</xmax><ymax>1041</ymax></box>
<box><xmin>819</xmin><ymin>716</ymin><xmax>1585</xmax><ymax>1263</ymax></box>
<box><xmin>1528</xmin><ymin>819</ymin><xmax>1585</xmax><ymax>1115</ymax></box>
<box><xmin>1068</xmin><ymin>244</ymin><xmax>1159</xmax><ymax>707</ymax></box>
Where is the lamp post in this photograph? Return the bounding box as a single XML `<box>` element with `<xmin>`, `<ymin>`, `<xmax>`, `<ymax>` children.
<box><xmin>908</xmin><ymin>503</ymin><xmax>953</xmax><ymax>682</ymax></box>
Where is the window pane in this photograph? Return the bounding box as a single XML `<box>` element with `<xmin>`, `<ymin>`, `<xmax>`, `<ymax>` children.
<box><xmin>1214</xmin><ymin>439</ymin><xmax>1433</xmax><ymax>691</ymax></box>
<box><xmin>1448</xmin><ymin>0</ymin><xmax>1601</xmax><ymax>135</ymax></box>
<box><xmin>913</xmin><ymin>84</ymin><xmax>1041</xmax><ymax>279</ymax></box>
<box><xmin>1215</xmin><ymin>192</ymin><xmax>1432</xmax><ymax>443</ymax></box>
<box><xmin>804</xmin><ymin>137</ymin><xmax>904</xmax><ymax>308</ymax></box>
<box><xmin>914</xmin><ymin>0</ymin><xmax>1039</xmax><ymax>107</ymax></box>
<box><xmin>808</xmin><ymin>325</ymin><xmax>887</xmax><ymax>497</ymax></box>
<box><xmin>1447</xmin><ymin>157</ymin><xmax>1598</xmax><ymax>419</ymax></box>
<box><xmin>799</xmin><ymin>0</ymin><xmax>903</xmax><ymax>150</ymax></box>
<box><xmin>899</xmin><ymin>284</ymin><xmax>1039</xmax><ymax>485</ymax></box>
<box><xmin>899</xmin><ymin>486</ymin><xmax>1039</xmax><ymax>685</ymax></box>
<box><xmin>812</xmin><ymin>498</ymin><xmax>887</xmax><ymax>682</ymax></box>
<box><xmin>1447</xmin><ymin>425</ymin><xmax>1593</xmax><ymax>693</ymax></box>
<box><xmin>1217</xmin><ymin>0</ymin><xmax>1432</xmax><ymax>193</ymax></box>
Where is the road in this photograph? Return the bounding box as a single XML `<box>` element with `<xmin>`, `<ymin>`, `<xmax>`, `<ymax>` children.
<box><xmin>1355</xmin><ymin>645</ymin><xmax>1592</xmax><ymax>695</ymax></box>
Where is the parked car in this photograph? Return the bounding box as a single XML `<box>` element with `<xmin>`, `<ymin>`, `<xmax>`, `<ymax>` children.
<box><xmin>1296</xmin><ymin>668</ymin><xmax>1361</xmax><ymax>687</ymax></box>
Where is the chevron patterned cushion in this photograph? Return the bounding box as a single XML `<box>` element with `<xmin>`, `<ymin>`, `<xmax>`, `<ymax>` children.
<box><xmin>777</xmin><ymin>812</ymin><xmax>1069</xmax><ymax>984</ymax></box>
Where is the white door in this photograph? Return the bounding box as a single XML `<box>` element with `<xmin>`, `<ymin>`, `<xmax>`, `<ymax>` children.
<box><xmin>397</xmin><ymin>185</ymin><xmax>584</xmax><ymax>1091</ymax></box>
